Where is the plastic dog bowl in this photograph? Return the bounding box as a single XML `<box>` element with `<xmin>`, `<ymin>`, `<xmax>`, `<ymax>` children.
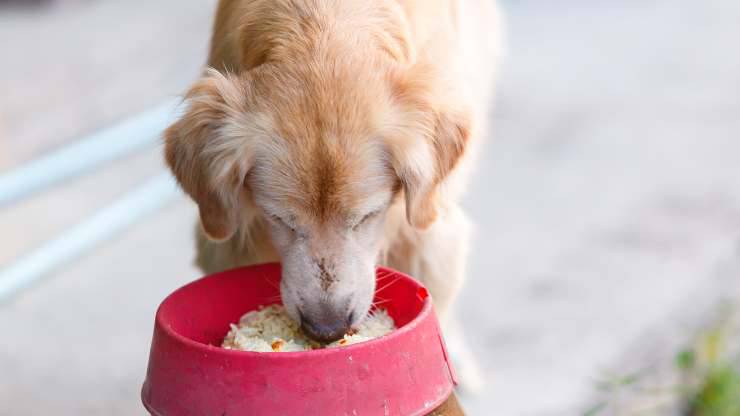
<box><xmin>141</xmin><ymin>263</ymin><xmax>457</xmax><ymax>416</ymax></box>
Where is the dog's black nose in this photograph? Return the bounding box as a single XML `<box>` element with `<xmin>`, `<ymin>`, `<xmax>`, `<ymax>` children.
<box><xmin>300</xmin><ymin>311</ymin><xmax>351</xmax><ymax>343</ymax></box>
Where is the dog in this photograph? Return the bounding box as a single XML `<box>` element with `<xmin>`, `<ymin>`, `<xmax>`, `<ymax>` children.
<box><xmin>164</xmin><ymin>0</ymin><xmax>501</xmax><ymax>390</ymax></box>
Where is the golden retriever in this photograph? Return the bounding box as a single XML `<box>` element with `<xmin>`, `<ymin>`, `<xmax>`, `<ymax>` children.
<box><xmin>164</xmin><ymin>0</ymin><xmax>501</xmax><ymax>388</ymax></box>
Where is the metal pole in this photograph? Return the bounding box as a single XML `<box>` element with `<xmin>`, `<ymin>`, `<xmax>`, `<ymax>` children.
<box><xmin>0</xmin><ymin>173</ymin><xmax>180</xmax><ymax>303</ymax></box>
<box><xmin>0</xmin><ymin>99</ymin><xmax>179</xmax><ymax>207</ymax></box>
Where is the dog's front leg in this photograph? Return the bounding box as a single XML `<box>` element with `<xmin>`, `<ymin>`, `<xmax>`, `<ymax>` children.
<box><xmin>385</xmin><ymin>204</ymin><xmax>484</xmax><ymax>392</ymax></box>
<box><xmin>385</xmin><ymin>203</ymin><xmax>471</xmax><ymax>327</ymax></box>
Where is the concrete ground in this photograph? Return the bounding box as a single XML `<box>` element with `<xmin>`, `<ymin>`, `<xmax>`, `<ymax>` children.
<box><xmin>2</xmin><ymin>0</ymin><xmax>740</xmax><ymax>415</ymax></box>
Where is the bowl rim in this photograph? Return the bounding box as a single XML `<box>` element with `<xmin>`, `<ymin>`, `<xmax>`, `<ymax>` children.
<box><xmin>155</xmin><ymin>263</ymin><xmax>433</xmax><ymax>359</ymax></box>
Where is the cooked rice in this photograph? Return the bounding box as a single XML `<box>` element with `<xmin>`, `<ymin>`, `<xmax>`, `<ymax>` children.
<box><xmin>222</xmin><ymin>305</ymin><xmax>395</xmax><ymax>352</ymax></box>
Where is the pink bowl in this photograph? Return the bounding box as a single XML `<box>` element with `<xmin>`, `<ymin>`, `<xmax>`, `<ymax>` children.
<box><xmin>141</xmin><ymin>263</ymin><xmax>457</xmax><ymax>416</ymax></box>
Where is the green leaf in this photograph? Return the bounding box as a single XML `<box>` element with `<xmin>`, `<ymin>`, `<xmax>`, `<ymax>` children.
<box><xmin>677</xmin><ymin>349</ymin><xmax>696</xmax><ymax>370</ymax></box>
<box><xmin>583</xmin><ymin>402</ymin><xmax>606</xmax><ymax>416</ymax></box>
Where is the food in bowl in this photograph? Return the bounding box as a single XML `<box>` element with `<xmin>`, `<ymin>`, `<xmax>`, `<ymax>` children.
<box><xmin>222</xmin><ymin>305</ymin><xmax>395</xmax><ymax>352</ymax></box>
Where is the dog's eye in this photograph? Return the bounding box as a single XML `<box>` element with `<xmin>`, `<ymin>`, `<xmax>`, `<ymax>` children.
<box><xmin>271</xmin><ymin>215</ymin><xmax>295</xmax><ymax>232</ymax></box>
<box><xmin>352</xmin><ymin>210</ymin><xmax>380</xmax><ymax>231</ymax></box>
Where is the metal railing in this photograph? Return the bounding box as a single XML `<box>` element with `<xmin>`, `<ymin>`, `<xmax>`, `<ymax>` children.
<box><xmin>0</xmin><ymin>100</ymin><xmax>182</xmax><ymax>303</ymax></box>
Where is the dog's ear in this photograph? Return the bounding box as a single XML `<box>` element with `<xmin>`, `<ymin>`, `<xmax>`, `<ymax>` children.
<box><xmin>164</xmin><ymin>69</ymin><xmax>254</xmax><ymax>241</ymax></box>
<box><xmin>386</xmin><ymin>65</ymin><xmax>472</xmax><ymax>229</ymax></box>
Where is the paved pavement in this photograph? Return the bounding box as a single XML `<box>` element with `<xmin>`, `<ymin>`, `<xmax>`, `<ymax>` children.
<box><xmin>2</xmin><ymin>0</ymin><xmax>740</xmax><ymax>415</ymax></box>
<box><xmin>457</xmin><ymin>0</ymin><xmax>740</xmax><ymax>414</ymax></box>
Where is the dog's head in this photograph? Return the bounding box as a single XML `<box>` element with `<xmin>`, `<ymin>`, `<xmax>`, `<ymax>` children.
<box><xmin>164</xmin><ymin>55</ymin><xmax>470</xmax><ymax>341</ymax></box>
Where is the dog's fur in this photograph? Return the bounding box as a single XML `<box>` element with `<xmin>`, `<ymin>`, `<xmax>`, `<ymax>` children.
<box><xmin>165</xmin><ymin>0</ymin><xmax>500</xmax><ymax>383</ymax></box>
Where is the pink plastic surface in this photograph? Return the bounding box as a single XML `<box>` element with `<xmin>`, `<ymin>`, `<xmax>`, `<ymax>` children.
<box><xmin>141</xmin><ymin>263</ymin><xmax>456</xmax><ymax>416</ymax></box>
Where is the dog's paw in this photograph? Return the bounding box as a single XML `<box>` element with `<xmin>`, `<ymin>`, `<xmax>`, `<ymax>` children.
<box><xmin>443</xmin><ymin>320</ymin><xmax>486</xmax><ymax>395</ymax></box>
<box><xmin>448</xmin><ymin>342</ymin><xmax>485</xmax><ymax>395</ymax></box>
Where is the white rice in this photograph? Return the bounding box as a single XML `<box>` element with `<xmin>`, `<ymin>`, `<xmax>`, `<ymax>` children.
<box><xmin>222</xmin><ymin>305</ymin><xmax>395</xmax><ymax>352</ymax></box>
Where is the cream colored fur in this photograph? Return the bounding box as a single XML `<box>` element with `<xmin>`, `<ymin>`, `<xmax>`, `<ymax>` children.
<box><xmin>165</xmin><ymin>0</ymin><xmax>502</xmax><ymax>391</ymax></box>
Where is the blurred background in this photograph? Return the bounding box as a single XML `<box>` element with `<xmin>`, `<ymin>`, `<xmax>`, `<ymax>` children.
<box><xmin>2</xmin><ymin>0</ymin><xmax>740</xmax><ymax>414</ymax></box>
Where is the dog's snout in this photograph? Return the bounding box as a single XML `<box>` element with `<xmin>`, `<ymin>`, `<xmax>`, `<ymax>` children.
<box><xmin>315</xmin><ymin>257</ymin><xmax>338</xmax><ymax>291</ymax></box>
<box><xmin>300</xmin><ymin>302</ymin><xmax>352</xmax><ymax>343</ymax></box>
<box><xmin>301</xmin><ymin>317</ymin><xmax>349</xmax><ymax>343</ymax></box>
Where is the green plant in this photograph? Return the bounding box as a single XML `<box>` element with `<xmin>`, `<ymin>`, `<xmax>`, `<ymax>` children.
<box><xmin>689</xmin><ymin>363</ymin><xmax>740</xmax><ymax>416</ymax></box>
<box><xmin>677</xmin><ymin>312</ymin><xmax>740</xmax><ymax>416</ymax></box>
